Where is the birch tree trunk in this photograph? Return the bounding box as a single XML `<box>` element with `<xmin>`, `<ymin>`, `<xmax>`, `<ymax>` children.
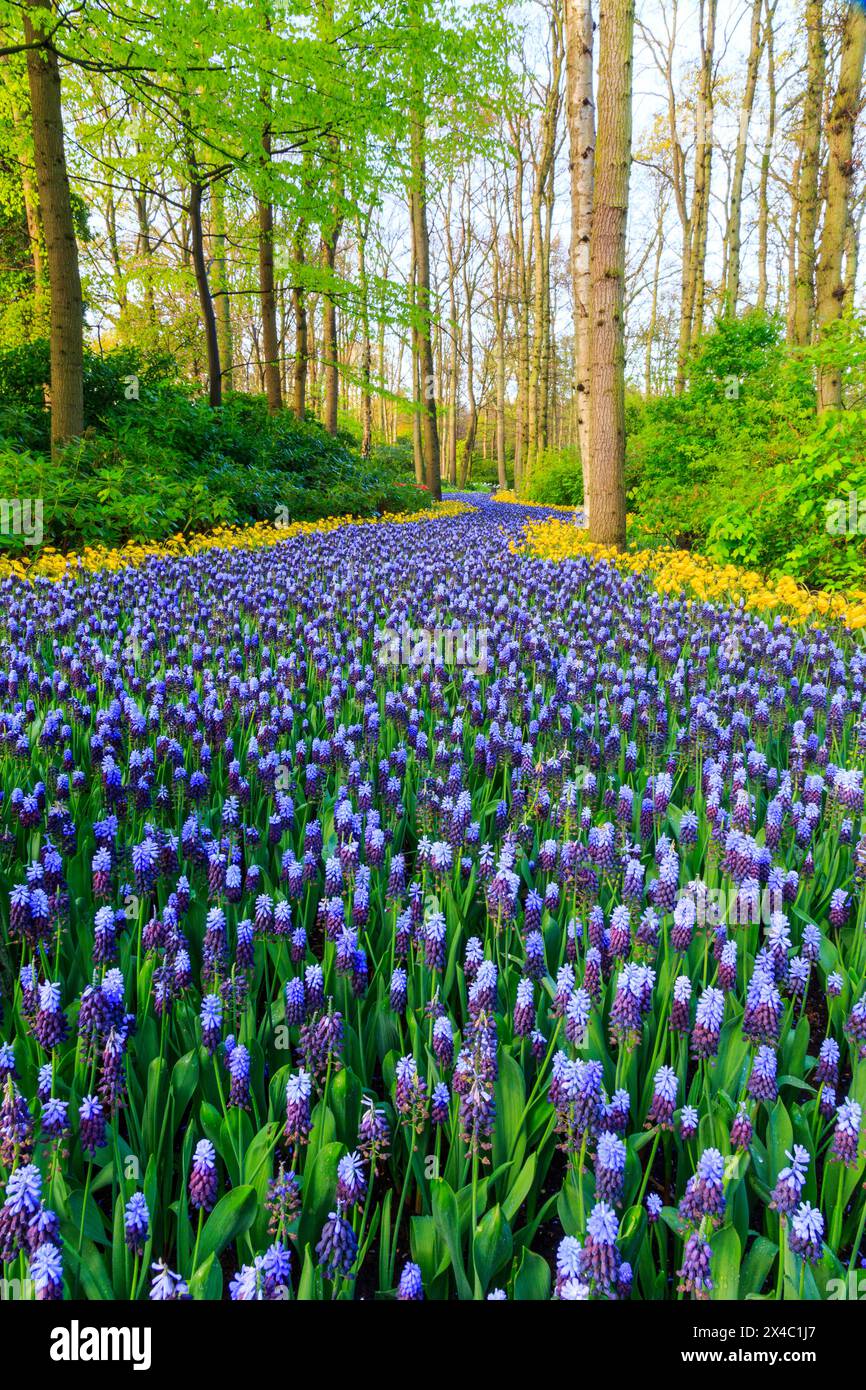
<box><xmin>588</xmin><ymin>0</ymin><xmax>634</xmax><ymax>548</ymax></box>
<box><xmin>756</xmin><ymin>0</ymin><xmax>777</xmax><ymax>313</ymax></box>
<box><xmin>724</xmin><ymin>0</ymin><xmax>763</xmax><ymax>312</ymax></box>
<box><xmin>792</xmin><ymin>0</ymin><xmax>826</xmax><ymax>346</ymax></box>
<box><xmin>564</xmin><ymin>0</ymin><xmax>595</xmax><ymax>512</ymax></box>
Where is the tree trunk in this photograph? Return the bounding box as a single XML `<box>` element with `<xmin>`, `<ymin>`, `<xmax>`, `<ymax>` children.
<box><xmin>527</xmin><ymin>14</ymin><xmax>562</xmax><ymax>478</ymax></box>
<box><xmin>258</xmin><ymin>156</ymin><xmax>282</xmax><ymax>410</ymax></box>
<box><xmin>844</xmin><ymin>194</ymin><xmax>864</xmax><ymax>306</ymax></box>
<box><xmin>645</xmin><ymin>193</ymin><xmax>665</xmax><ymax>394</ymax></box>
<box><xmin>23</xmin><ymin>0</ymin><xmax>84</xmax><ymax>447</ymax></box>
<box><xmin>688</xmin><ymin>0</ymin><xmax>717</xmax><ymax>344</ymax></box>
<box><xmin>410</xmin><ymin>102</ymin><xmax>441</xmax><ymax>498</ymax></box>
<box><xmin>724</xmin><ymin>0</ymin><xmax>763</xmax><ymax>312</ymax></box>
<box><xmin>792</xmin><ymin>0</ymin><xmax>826</xmax><ymax>346</ymax></box>
<box><xmin>374</xmin><ymin>318</ymin><xmax>385</xmax><ymax>440</ymax></box>
<box><xmin>509</xmin><ymin>133</ymin><xmax>529</xmax><ymax>491</ymax></box>
<box><xmin>211</xmin><ymin>178</ymin><xmax>233</xmax><ymax>391</ymax></box>
<box><xmin>291</xmin><ymin>223</ymin><xmax>307</xmax><ymax>418</ymax></box>
<box><xmin>408</xmin><ymin>231</ymin><xmax>424</xmax><ymax>484</ymax></box>
<box><xmin>188</xmin><ymin>174</ymin><xmax>222</xmax><ymax>407</ymax></box>
<box><xmin>307</xmin><ymin>295</ymin><xmax>319</xmax><ymax>414</ymax></box>
<box><xmin>756</xmin><ymin>0</ymin><xmax>777</xmax><ymax>313</ymax></box>
<box><xmin>538</xmin><ymin>167</ymin><xmax>555</xmax><ymax>457</ymax></box>
<box><xmin>816</xmin><ymin>3</ymin><xmax>866</xmax><ymax>411</ymax></box>
<box><xmin>674</xmin><ymin>0</ymin><xmax>716</xmax><ymax>387</ymax></box>
<box><xmin>491</xmin><ymin>233</ymin><xmax>508</xmax><ymax>489</ymax></box>
<box><xmin>4</xmin><ymin>82</ymin><xmax>48</xmax><ymax>324</ymax></box>
<box><xmin>460</xmin><ymin>228</ymin><xmax>477</xmax><ymax>488</ymax></box>
<box><xmin>444</xmin><ymin>188</ymin><xmax>460</xmax><ymax>486</ymax></box>
<box><xmin>320</xmin><ymin>222</ymin><xmax>342</xmax><ymax>434</ymax></box>
<box><xmin>588</xmin><ymin>0</ymin><xmax>634</xmax><ymax>548</ymax></box>
<box><xmin>355</xmin><ymin>212</ymin><xmax>373</xmax><ymax>455</ymax></box>
<box><xmin>564</xmin><ymin>0</ymin><xmax>595</xmax><ymax>510</ymax></box>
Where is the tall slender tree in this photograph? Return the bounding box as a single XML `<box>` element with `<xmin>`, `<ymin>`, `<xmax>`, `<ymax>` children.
<box><xmin>588</xmin><ymin>0</ymin><xmax>634</xmax><ymax>548</ymax></box>
<box><xmin>564</xmin><ymin>0</ymin><xmax>595</xmax><ymax>511</ymax></box>
<box><xmin>815</xmin><ymin>1</ymin><xmax>866</xmax><ymax>411</ymax></box>
<box><xmin>792</xmin><ymin>0</ymin><xmax>826</xmax><ymax>346</ymax></box>
<box><xmin>22</xmin><ymin>0</ymin><xmax>83</xmax><ymax>446</ymax></box>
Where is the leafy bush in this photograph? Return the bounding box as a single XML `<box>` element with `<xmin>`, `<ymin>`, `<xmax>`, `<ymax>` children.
<box><xmin>626</xmin><ymin>310</ymin><xmax>866</xmax><ymax>589</ymax></box>
<box><xmin>0</xmin><ymin>339</ymin><xmax>178</xmax><ymax>448</ymax></box>
<box><xmin>0</xmin><ymin>347</ymin><xmax>433</xmax><ymax>553</ymax></box>
<box><xmin>525</xmin><ymin>448</ymin><xmax>583</xmax><ymax>506</ymax></box>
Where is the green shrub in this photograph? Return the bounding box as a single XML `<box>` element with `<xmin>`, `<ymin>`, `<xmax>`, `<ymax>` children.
<box><xmin>0</xmin><ymin>349</ymin><xmax>433</xmax><ymax>553</ymax></box>
<box><xmin>525</xmin><ymin>448</ymin><xmax>583</xmax><ymax>506</ymax></box>
<box><xmin>0</xmin><ymin>339</ymin><xmax>177</xmax><ymax>448</ymax></box>
<box><xmin>626</xmin><ymin>311</ymin><xmax>866</xmax><ymax>589</ymax></box>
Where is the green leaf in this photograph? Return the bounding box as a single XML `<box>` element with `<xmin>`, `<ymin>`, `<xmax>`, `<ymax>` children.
<box><xmin>297</xmin><ymin>1245</ymin><xmax>317</xmax><ymax>1301</ymax></box>
<box><xmin>198</xmin><ymin>1184</ymin><xmax>258</xmax><ymax>1264</ymax></box>
<box><xmin>503</xmin><ymin>1152</ymin><xmax>536</xmax><ymax>1224</ymax></box>
<box><xmin>739</xmin><ymin>1235</ymin><xmax>777</xmax><ymax>1299</ymax></box>
<box><xmin>298</xmin><ymin>1140</ymin><xmax>342</xmax><ymax>1252</ymax></box>
<box><xmin>189</xmin><ymin>1251</ymin><xmax>222</xmax><ymax>1301</ymax></box>
<box><xmin>431</xmin><ymin>1178</ymin><xmax>472</xmax><ymax>1300</ymax></box>
<box><xmin>709</xmin><ymin>1225</ymin><xmax>741</xmax><ymax>1301</ymax></box>
<box><xmin>170</xmin><ymin>1050</ymin><xmax>200</xmax><ymax>1125</ymax></box>
<box><xmin>767</xmin><ymin>1100</ymin><xmax>793</xmax><ymax>1179</ymax></box>
<box><xmin>473</xmin><ymin>1204</ymin><xmax>512</xmax><ymax>1294</ymax></box>
<box><xmin>513</xmin><ymin>1247</ymin><xmax>551</xmax><ymax>1301</ymax></box>
<box><xmin>492</xmin><ymin>1051</ymin><xmax>526</xmax><ymax>1182</ymax></box>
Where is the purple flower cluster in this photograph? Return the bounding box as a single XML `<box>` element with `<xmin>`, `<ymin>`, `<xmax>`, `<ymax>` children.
<box><xmin>0</xmin><ymin>494</ymin><xmax>864</xmax><ymax>1301</ymax></box>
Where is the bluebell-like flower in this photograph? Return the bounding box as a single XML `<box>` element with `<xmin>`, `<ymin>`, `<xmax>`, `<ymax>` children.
<box><xmin>316</xmin><ymin>1205</ymin><xmax>357</xmax><ymax>1280</ymax></box>
<box><xmin>788</xmin><ymin>1202</ymin><xmax>824</xmax><ymax>1263</ymax></box>
<box><xmin>124</xmin><ymin>1191</ymin><xmax>150</xmax><ymax>1255</ymax></box>
<box><xmin>678</xmin><ymin>1230</ymin><xmax>713</xmax><ymax>1299</ymax></box>
<box><xmin>831</xmin><ymin>1098</ymin><xmax>862</xmax><ymax>1167</ymax></box>
<box><xmin>149</xmin><ymin>1259</ymin><xmax>190</xmax><ymax>1300</ymax></box>
<box><xmin>336</xmin><ymin>1150</ymin><xmax>367</xmax><ymax>1208</ymax></box>
<box><xmin>30</xmin><ymin>1241</ymin><xmax>63</xmax><ymax>1299</ymax></box>
<box><xmin>578</xmin><ymin>1201</ymin><xmax>621</xmax><ymax>1293</ymax></box>
<box><xmin>396</xmin><ymin>1261</ymin><xmax>424</xmax><ymax>1300</ymax></box>
<box><xmin>189</xmin><ymin>1138</ymin><xmax>218</xmax><ymax>1211</ymax></box>
<box><xmin>748</xmin><ymin>1044</ymin><xmax>778</xmax><ymax>1103</ymax></box>
<box><xmin>680</xmin><ymin>1148</ymin><xmax>726</xmax><ymax>1226</ymax></box>
<box><xmin>769</xmin><ymin>1145</ymin><xmax>810</xmax><ymax>1216</ymax></box>
<box><xmin>647</xmin><ymin>1064</ymin><xmax>678</xmax><ymax>1129</ymax></box>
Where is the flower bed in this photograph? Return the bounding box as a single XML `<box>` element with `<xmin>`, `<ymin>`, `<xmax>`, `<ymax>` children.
<box><xmin>1</xmin><ymin>496</ymin><xmax>864</xmax><ymax>1302</ymax></box>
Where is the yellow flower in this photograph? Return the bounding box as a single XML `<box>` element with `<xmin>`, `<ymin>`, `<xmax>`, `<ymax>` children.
<box><xmin>0</xmin><ymin>502</ymin><xmax>475</xmax><ymax>584</ymax></box>
<box><xmin>520</xmin><ymin>517</ymin><xmax>860</xmax><ymax>633</ymax></box>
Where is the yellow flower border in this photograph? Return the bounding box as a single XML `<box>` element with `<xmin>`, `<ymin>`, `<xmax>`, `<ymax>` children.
<box><xmin>494</xmin><ymin>490</ymin><xmax>581</xmax><ymax>515</ymax></box>
<box><xmin>0</xmin><ymin>501</ymin><xmax>475</xmax><ymax>583</ymax></box>
<box><xmin>518</xmin><ymin>517</ymin><xmax>866</xmax><ymax>632</ymax></box>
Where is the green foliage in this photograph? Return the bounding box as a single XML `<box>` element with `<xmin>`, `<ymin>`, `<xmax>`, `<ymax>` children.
<box><xmin>766</xmin><ymin>410</ymin><xmax>866</xmax><ymax>589</ymax></box>
<box><xmin>0</xmin><ymin>350</ymin><xmax>433</xmax><ymax>552</ymax></box>
<box><xmin>465</xmin><ymin>453</ymin><xmax>511</xmax><ymax>491</ymax></box>
<box><xmin>625</xmin><ymin>311</ymin><xmax>866</xmax><ymax>589</ymax></box>
<box><xmin>0</xmin><ymin>339</ymin><xmax>177</xmax><ymax>448</ymax></box>
<box><xmin>525</xmin><ymin>447</ymin><xmax>584</xmax><ymax>506</ymax></box>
